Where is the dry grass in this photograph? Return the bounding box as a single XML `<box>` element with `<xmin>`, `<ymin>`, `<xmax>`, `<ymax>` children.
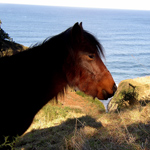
<box><xmin>1</xmin><ymin>89</ymin><xmax>150</xmax><ymax>149</ymax></box>
<box><xmin>99</xmin><ymin>105</ymin><xmax>150</xmax><ymax>149</ymax></box>
<box><xmin>65</xmin><ymin>105</ymin><xmax>150</xmax><ymax>150</ymax></box>
<box><xmin>14</xmin><ymin>95</ymin><xmax>150</xmax><ymax>150</ymax></box>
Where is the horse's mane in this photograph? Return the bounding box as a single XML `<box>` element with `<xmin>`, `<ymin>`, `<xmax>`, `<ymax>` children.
<box><xmin>30</xmin><ymin>26</ymin><xmax>105</xmax><ymax>59</ymax></box>
<box><xmin>0</xmin><ymin>24</ymin><xmax>104</xmax><ymax>64</ymax></box>
<box><xmin>85</xmin><ymin>31</ymin><xmax>105</xmax><ymax>58</ymax></box>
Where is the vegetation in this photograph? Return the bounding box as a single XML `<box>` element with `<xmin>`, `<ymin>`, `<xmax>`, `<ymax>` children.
<box><xmin>1</xmin><ymin>88</ymin><xmax>149</xmax><ymax>149</ymax></box>
<box><xmin>0</xmin><ymin>20</ymin><xmax>27</xmax><ymax>57</ymax></box>
<box><xmin>0</xmin><ymin>20</ymin><xmax>11</xmax><ymax>41</ymax></box>
<box><xmin>76</xmin><ymin>90</ymin><xmax>105</xmax><ymax>112</ymax></box>
<box><xmin>108</xmin><ymin>77</ymin><xmax>150</xmax><ymax>112</ymax></box>
<box><xmin>0</xmin><ymin>39</ymin><xmax>28</xmax><ymax>57</ymax></box>
<box><xmin>116</xmin><ymin>83</ymin><xmax>139</xmax><ymax>111</ymax></box>
<box><xmin>0</xmin><ymin>136</ymin><xmax>19</xmax><ymax>150</ymax></box>
<box><xmin>0</xmin><ymin>28</ymin><xmax>10</xmax><ymax>41</ymax></box>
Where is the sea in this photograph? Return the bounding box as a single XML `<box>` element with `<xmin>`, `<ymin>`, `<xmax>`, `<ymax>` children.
<box><xmin>0</xmin><ymin>4</ymin><xmax>150</xmax><ymax>107</ymax></box>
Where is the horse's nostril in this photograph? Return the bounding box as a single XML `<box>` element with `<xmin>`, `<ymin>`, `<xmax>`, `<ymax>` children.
<box><xmin>112</xmin><ymin>83</ymin><xmax>117</xmax><ymax>93</ymax></box>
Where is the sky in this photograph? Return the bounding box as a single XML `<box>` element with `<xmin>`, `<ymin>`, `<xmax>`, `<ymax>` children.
<box><xmin>0</xmin><ymin>0</ymin><xmax>150</xmax><ymax>10</ymax></box>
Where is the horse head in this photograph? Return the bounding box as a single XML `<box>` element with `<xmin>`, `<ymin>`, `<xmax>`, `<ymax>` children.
<box><xmin>64</xmin><ymin>22</ymin><xmax>117</xmax><ymax>100</ymax></box>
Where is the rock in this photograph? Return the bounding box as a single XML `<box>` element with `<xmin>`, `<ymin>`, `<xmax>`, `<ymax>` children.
<box><xmin>108</xmin><ymin>76</ymin><xmax>150</xmax><ymax>112</ymax></box>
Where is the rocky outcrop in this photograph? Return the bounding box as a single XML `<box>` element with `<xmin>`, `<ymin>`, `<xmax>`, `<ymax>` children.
<box><xmin>108</xmin><ymin>76</ymin><xmax>150</xmax><ymax>112</ymax></box>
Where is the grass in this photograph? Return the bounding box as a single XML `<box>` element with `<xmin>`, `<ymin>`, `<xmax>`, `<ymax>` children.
<box><xmin>76</xmin><ymin>90</ymin><xmax>106</xmax><ymax>113</ymax></box>
<box><xmin>30</xmin><ymin>101</ymin><xmax>83</xmax><ymax>130</ymax></box>
<box><xmin>67</xmin><ymin>105</ymin><xmax>150</xmax><ymax>150</ymax></box>
<box><xmin>0</xmin><ymin>136</ymin><xmax>18</xmax><ymax>150</ymax></box>
<box><xmin>1</xmin><ymin>90</ymin><xmax>150</xmax><ymax>149</ymax></box>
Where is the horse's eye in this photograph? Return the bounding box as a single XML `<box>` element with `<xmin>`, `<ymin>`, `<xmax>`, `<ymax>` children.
<box><xmin>88</xmin><ymin>54</ymin><xmax>95</xmax><ymax>59</ymax></box>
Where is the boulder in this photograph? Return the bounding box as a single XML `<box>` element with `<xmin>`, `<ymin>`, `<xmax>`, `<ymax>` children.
<box><xmin>108</xmin><ymin>76</ymin><xmax>150</xmax><ymax>112</ymax></box>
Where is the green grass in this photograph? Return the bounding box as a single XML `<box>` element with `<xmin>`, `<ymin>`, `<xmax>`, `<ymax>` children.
<box><xmin>35</xmin><ymin>102</ymin><xmax>83</xmax><ymax>122</ymax></box>
<box><xmin>0</xmin><ymin>136</ymin><xmax>19</xmax><ymax>150</ymax></box>
<box><xmin>76</xmin><ymin>90</ymin><xmax>105</xmax><ymax>111</ymax></box>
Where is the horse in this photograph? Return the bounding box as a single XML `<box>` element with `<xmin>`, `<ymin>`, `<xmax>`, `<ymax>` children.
<box><xmin>0</xmin><ymin>22</ymin><xmax>117</xmax><ymax>138</ymax></box>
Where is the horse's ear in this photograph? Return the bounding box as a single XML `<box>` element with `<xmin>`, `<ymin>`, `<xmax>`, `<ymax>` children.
<box><xmin>79</xmin><ymin>22</ymin><xmax>83</xmax><ymax>30</ymax></box>
<box><xmin>71</xmin><ymin>22</ymin><xmax>83</xmax><ymax>43</ymax></box>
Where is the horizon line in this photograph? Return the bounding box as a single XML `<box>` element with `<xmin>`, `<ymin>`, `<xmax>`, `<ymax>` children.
<box><xmin>1</xmin><ymin>2</ymin><xmax>150</xmax><ymax>11</ymax></box>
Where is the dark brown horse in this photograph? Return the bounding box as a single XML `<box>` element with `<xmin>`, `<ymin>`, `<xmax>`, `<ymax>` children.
<box><xmin>0</xmin><ymin>22</ymin><xmax>117</xmax><ymax>138</ymax></box>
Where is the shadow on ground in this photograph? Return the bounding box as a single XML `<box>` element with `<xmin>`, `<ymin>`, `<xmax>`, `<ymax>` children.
<box><xmin>15</xmin><ymin>115</ymin><xmax>102</xmax><ymax>149</ymax></box>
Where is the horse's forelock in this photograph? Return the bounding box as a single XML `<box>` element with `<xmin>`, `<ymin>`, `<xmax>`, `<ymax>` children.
<box><xmin>96</xmin><ymin>42</ymin><xmax>105</xmax><ymax>59</ymax></box>
<box><xmin>82</xmin><ymin>30</ymin><xmax>105</xmax><ymax>58</ymax></box>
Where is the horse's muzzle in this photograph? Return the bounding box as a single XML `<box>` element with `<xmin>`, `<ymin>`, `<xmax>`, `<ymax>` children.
<box><xmin>112</xmin><ymin>83</ymin><xmax>117</xmax><ymax>93</ymax></box>
<box><xmin>102</xmin><ymin>83</ymin><xmax>117</xmax><ymax>100</ymax></box>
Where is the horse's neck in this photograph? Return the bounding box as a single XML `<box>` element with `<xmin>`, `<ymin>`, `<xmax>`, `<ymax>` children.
<box><xmin>28</xmin><ymin>45</ymin><xmax>68</xmax><ymax>105</ymax></box>
<box><xmin>5</xmin><ymin>44</ymin><xmax>68</xmax><ymax>108</ymax></box>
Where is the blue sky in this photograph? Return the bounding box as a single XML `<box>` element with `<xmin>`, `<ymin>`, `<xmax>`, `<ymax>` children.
<box><xmin>0</xmin><ymin>0</ymin><xmax>150</xmax><ymax>10</ymax></box>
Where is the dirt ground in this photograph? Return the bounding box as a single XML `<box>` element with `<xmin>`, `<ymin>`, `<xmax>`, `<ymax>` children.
<box><xmin>58</xmin><ymin>90</ymin><xmax>105</xmax><ymax>116</ymax></box>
